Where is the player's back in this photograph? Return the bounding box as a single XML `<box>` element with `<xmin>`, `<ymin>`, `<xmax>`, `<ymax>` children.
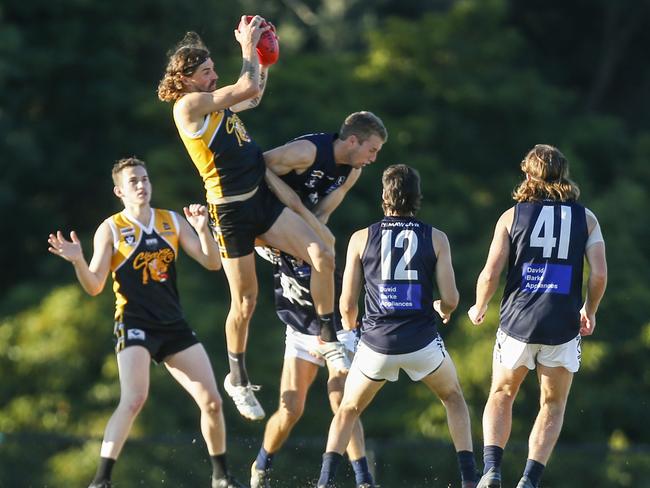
<box><xmin>360</xmin><ymin>216</ymin><xmax>438</xmax><ymax>355</ymax></box>
<box><xmin>500</xmin><ymin>200</ymin><xmax>588</xmax><ymax>344</ymax></box>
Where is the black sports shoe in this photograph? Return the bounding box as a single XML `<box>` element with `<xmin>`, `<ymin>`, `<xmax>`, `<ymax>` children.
<box><xmin>88</xmin><ymin>482</ymin><xmax>112</xmax><ymax>488</ymax></box>
<box><xmin>212</xmin><ymin>474</ymin><xmax>246</xmax><ymax>488</ymax></box>
<box><xmin>476</xmin><ymin>467</ymin><xmax>501</xmax><ymax>488</ymax></box>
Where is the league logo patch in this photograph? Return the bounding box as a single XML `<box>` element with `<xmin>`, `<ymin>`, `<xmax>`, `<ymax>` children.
<box><xmin>305</xmin><ymin>170</ymin><xmax>325</xmax><ymax>189</ymax></box>
<box><xmin>120</xmin><ymin>227</ymin><xmax>135</xmax><ymax>235</ymax></box>
<box><xmin>163</xmin><ymin>222</ymin><xmax>171</xmax><ymax>231</ymax></box>
<box><xmin>127</xmin><ymin>329</ymin><xmax>146</xmax><ymax>340</ymax></box>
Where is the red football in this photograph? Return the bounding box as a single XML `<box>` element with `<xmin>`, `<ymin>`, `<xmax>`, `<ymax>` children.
<box><xmin>240</xmin><ymin>15</ymin><xmax>280</xmax><ymax>66</ymax></box>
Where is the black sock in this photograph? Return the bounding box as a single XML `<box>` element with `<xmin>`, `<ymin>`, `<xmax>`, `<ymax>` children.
<box><xmin>523</xmin><ymin>458</ymin><xmax>545</xmax><ymax>487</ymax></box>
<box><xmin>317</xmin><ymin>451</ymin><xmax>343</xmax><ymax>486</ymax></box>
<box><xmin>227</xmin><ymin>351</ymin><xmax>248</xmax><ymax>386</ymax></box>
<box><xmin>91</xmin><ymin>457</ymin><xmax>115</xmax><ymax>484</ymax></box>
<box><xmin>457</xmin><ymin>450</ymin><xmax>478</xmax><ymax>482</ymax></box>
<box><xmin>318</xmin><ymin>313</ymin><xmax>337</xmax><ymax>342</ymax></box>
<box><xmin>483</xmin><ymin>445</ymin><xmax>504</xmax><ymax>474</ymax></box>
<box><xmin>211</xmin><ymin>453</ymin><xmax>228</xmax><ymax>480</ymax></box>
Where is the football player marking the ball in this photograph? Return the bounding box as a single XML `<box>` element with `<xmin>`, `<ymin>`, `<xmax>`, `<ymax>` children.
<box><xmin>158</xmin><ymin>18</ymin><xmax>348</xmax><ymax>421</ymax></box>
<box><xmin>249</xmin><ymin>248</ymin><xmax>375</xmax><ymax>488</ymax></box>
<box><xmin>263</xmin><ymin>110</ymin><xmax>387</xmax><ymax>360</ymax></box>
<box><xmin>468</xmin><ymin>145</ymin><xmax>607</xmax><ymax>488</ymax></box>
<box><xmin>316</xmin><ymin>165</ymin><xmax>478</xmax><ymax>488</ymax></box>
<box><xmin>47</xmin><ymin>158</ymin><xmax>246</xmax><ymax>488</ymax></box>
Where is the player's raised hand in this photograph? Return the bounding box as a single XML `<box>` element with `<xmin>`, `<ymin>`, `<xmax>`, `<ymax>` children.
<box><xmin>235</xmin><ymin>15</ymin><xmax>269</xmax><ymax>49</ymax></box>
<box><xmin>467</xmin><ymin>304</ymin><xmax>487</xmax><ymax>325</ymax></box>
<box><xmin>48</xmin><ymin>230</ymin><xmax>83</xmax><ymax>264</ymax></box>
<box><xmin>183</xmin><ymin>204</ymin><xmax>209</xmax><ymax>231</ymax></box>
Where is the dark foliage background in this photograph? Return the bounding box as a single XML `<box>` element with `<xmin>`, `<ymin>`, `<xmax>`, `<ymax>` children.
<box><xmin>1</xmin><ymin>1</ymin><xmax>649</xmax><ymax>486</ymax></box>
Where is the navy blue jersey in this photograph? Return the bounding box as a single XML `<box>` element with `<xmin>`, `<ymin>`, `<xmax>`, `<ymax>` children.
<box><xmin>500</xmin><ymin>201</ymin><xmax>588</xmax><ymax>344</ymax></box>
<box><xmin>360</xmin><ymin>216</ymin><xmax>438</xmax><ymax>354</ymax></box>
<box><xmin>269</xmin><ymin>250</ymin><xmax>344</xmax><ymax>335</ymax></box>
<box><xmin>280</xmin><ymin>133</ymin><xmax>352</xmax><ymax>209</ymax></box>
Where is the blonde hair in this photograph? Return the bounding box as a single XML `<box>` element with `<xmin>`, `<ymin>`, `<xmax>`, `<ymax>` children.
<box><xmin>158</xmin><ymin>32</ymin><xmax>210</xmax><ymax>103</ymax></box>
<box><xmin>112</xmin><ymin>157</ymin><xmax>147</xmax><ymax>186</ymax></box>
<box><xmin>382</xmin><ymin>164</ymin><xmax>421</xmax><ymax>216</ymax></box>
<box><xmin>513</xmin><ymin>144</ymin><xmax>580</xmax><ymax>203</ymax></box>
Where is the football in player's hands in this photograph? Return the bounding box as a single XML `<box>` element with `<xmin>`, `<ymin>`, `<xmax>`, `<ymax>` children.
<box><xmin>239</xmin><ymin>15</ymin><xmax>280</xmax><ymax>65</ymax></box>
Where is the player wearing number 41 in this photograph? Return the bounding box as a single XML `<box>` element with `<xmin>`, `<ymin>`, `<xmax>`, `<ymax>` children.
<box><xmin>47</xmin><ymin>158</ymin><xmax>245</xmax><ymax>488</ymax></box>
<box><xmin>468</xmin><ymin>145</ymin><xmax>607</xmax><ymax>488</ymax></box>
<box><xmin>316</xmin><ymin>164</ymin><xmax>478</xmax><ymax>488</ymax></box>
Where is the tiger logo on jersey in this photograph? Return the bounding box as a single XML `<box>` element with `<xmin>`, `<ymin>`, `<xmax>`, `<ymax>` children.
<box><xmin>225</xmin><ymin>113</ymin><xmax>251</xmax><ymax>146</ymax></box>
<box><xmin>133</xmin><ymin>248</ymin><xmax>175</xmax><ymax>284</ymax></box>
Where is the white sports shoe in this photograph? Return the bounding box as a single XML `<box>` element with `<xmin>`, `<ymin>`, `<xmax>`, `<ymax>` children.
<box><xmin>314</xmin><ymin>340</ymin><xmax>351</xmax><ymax>373</ymax></box>
<box><xmin>223</xmin><ymin>373</ymin><xmax>265</xmax><ymax>421</ymax></box>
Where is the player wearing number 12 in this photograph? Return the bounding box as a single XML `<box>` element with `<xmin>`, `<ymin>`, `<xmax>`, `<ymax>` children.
<box><xmin>316</xmin><ymin>164</ymin><xmax>478</xmax><ymax>488</ymax></box>
<box><xmin>468</xmin><ymin>145</ymin><xmax>607</xmax><ymax>488</ymax></box>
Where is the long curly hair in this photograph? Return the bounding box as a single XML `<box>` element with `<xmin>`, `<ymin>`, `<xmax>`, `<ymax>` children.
<box><xmin>158</xmin><ymin>32</ymin><xmax>210</xmax><ymax>103</ymax></box>
<box><xmin>512</xmin><ymin>144</ymin><xmax>580</xmax><ymax>203</ymax></box>
<box><xmin>381</xmin><ymin>164</ymin><xmax>422</xmax><ymax>216</ymax></box>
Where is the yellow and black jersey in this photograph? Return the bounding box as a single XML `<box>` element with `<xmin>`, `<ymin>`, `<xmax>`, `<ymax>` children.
<box><xmin>173</xmin><ymin>103</ymin><xmax>265</xmax><ymax>203</ymax></box>
<box><xmin>107</xmin><ymin>208</ymin><xmax>184</xmax><ymax>328</ymax></box>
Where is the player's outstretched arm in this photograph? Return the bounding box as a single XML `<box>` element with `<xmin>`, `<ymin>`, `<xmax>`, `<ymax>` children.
<box><xmin>47</xmin><ymin>222</ymin><xmax>113</xmax><ymax>296</ymax></box>
<box><xmin>264</xmin><ymin>139</ymin><xmax>316</xmax><ymax>176</ymax></box>
<box><xmin>312</xmin><ymin>168</ymin><xmax>362</xmax><ymax>224</ymax></box>
<box><xmin>176</xmin><ymin>16</ymin><xmax>266</xmax><ymax>119</ymax></box>
<box><xmin>432</xmin><ymin>229</ymin><xmax>459</xmax><ymax>324</ymax></box>
<box><xmin>468</xmin><ymin>208</ymin><xmax>512</xmax><ymax>325</ymax></box>
<box><xmin>230</xmin><ymin>65</ymin><xmax>269</xmax><ymax>113</ymax></box>
<box><xmin>580</xmin><ymin>211</ymin><xmax>607</xmax><ymax>336</ymax></box>
<box><xmin>178</xmin><ymin>204</ymin><xmax>221</xmax><ymax>271</ymax></box>
<box><xmin>264</xmin><ymin>168</ymin><xmax>335</xmax><ymax>249</ymax></box>
<box><xmin>340</xmin><ymin>229</ymin><xmax>367</xmax><ymax>330</ymax></box>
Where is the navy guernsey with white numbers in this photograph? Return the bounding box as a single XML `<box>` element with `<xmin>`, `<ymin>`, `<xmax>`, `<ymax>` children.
<box><xmin>280</xmin><ymin>133</ymin><xmax>353</xmax><ymax>209</ymax></box>
<box><xmin>500</xmin><ymin>200</ymin><xmax>588</xmax><ymax>345</ymax></box>
<box><xmin>272</xmin><ymin>251</ymin><xmax>344</xmax><ymax>336</ymax></box>
<box><xmin>360</xmin><ymin>216</ymin><xmax>438</xmax><ymax>355</ymax></box>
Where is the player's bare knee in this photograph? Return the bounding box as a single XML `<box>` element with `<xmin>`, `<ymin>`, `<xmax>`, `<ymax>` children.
<box><xmin>119</xmin><ymin>393</ymin><xmax>148</xmax><ymax>417</ymax></box>
<box><xmin>339</xmin><ymin>401</ymin><xmax>362</xmax><ymax>420</ymax></box>
<box><xmin>204</xmin><ymin>397</ymin><xmax>223</xmax><ymax>416</ymax></box>
<box><xmin>539</xmin><ymin>394</ymin><xmax>567</xmax><ymax>415</ymax></box>
<box><xmin>279</xmin><ymin>397</ymin><xmax>304</xmax><ymax>424</ymax></box>
<box><xmin>232</xmin><ymin>292</ymin><xmax>257</xmax><ymax>321</ymax></box>
<box><xmin>437</xmin><ymin>382</ymin><xmax>466</xmax><ymax>407</ymax></box>
<box><xmin>311</xmin><ymin>245</ymin><xmax>335</xmax><ymax>274</ymax></box>
<box><xmin>491</xmin><ymin>382</ymin><xmax>519</xmax><ymax>401</ymax></box>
